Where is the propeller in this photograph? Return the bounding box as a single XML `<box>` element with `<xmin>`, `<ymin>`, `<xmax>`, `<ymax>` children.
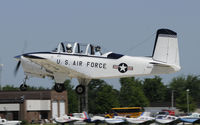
<box><xmin>14</xmin><ymin>60</ymin><xmax>21</xmax><ymax>76</ymax></box>
<box><xmin>14</xmin><ymin>41</ymin><xmax>27</xmax><ymax>76</ymax></box>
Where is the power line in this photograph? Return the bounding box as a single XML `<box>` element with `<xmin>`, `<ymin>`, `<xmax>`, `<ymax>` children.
<box><xmin>122</xmin><ymin>32</ymin><xmax>156</xmax><ymax>54</ymax></box>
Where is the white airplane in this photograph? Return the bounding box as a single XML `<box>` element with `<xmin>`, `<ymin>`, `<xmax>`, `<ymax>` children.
<box><xmin>54</xmin><ymin>114</ymin><xmax>85</xmax><ymax>124</ymax></box>
<box><xmin>155</xmin><ymin>115</ymin><xmax>180</xmax><ymax>124</ymax></box>
<box><xmin>126</xmin><ymin>112</ymin><xmax>155</xmax><ymax>124</ymax></box>
<box><xmin>54</xmin><ymin>112</ymin><xmax>94</xmax><ymax>124</ymax></box>
<box><xmin>14</xmin><ymin>29</ymin><xmax>180</xmax><ymax>93</ymax></box>
<box><xmin>83</xmin><ymin>112</ymin><xmax>105</xmax><ymax>123</ymax></box>
<box><xmin>0</xmin><ymin>118</ymin><xmax>21</xmax><ymax>125</ymax></box>
<box><xmin>84</xmin><ymin>115</ymin><xmax>105</xmax><ymax>123</ymax></box>
<box><xmin>179</xmin><ymin>113</ymin><xmax>200</xmax><ymax>123</ymax></box>
<box><xmin>105</xmin><ymin>116</ymin><xmax>126</xmax><ymax>124</ymax></box>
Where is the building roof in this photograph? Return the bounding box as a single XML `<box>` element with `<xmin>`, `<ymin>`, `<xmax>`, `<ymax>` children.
<box><xmin>0</xmin><ymin>90</ymin><xmax>67</xmax><ymax>101</ymax></box>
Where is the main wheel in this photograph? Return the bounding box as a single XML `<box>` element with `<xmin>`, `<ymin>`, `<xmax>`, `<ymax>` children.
<box><xmin>75</xmin><ymin>85</ymin><xmax>85</xmax><ymax>94</ymax></box>
<box><xmin>54</xmin><ymin>83</ymin><xmax>65</xmax><ymax>93</ymax></box>
<box><xmin>20</xmin><ymin>84</ymin><xmax>28</xmax><ymax>91</ymax></box>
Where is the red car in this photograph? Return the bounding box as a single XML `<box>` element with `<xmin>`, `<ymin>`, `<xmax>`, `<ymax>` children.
<box><xmin>162</xmin><ymin>109</ymin><xmax>175</xmax><ymax>116</ymax></box>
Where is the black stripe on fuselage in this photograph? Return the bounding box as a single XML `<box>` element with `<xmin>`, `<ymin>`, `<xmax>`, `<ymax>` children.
<box><xmin>23</xmin><ymin>54</ymin><xmax>46</xmax><ymax>59</ymax></box>
<box><xmin>22</xmin><ymin>52</ymin><xmax>124</xmax><ymax>60</ymax></box>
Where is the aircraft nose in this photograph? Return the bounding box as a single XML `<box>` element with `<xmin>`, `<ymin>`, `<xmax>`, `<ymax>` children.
<box><xmin>14</xmin><ymin>55</ymin><xmax>22</xmax><ymax>60</ymax></box>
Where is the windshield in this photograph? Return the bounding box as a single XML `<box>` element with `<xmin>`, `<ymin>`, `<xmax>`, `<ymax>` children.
<box><xmin>52</xmin><ymin>42</ymin><xmax>125</xmax><ymax>59</ymax></box>
<box><xmin>53</xmin><ymin>42</ymin><xmax>106</xmax><ymax>56</ymax></box>
<box><xmin>53</xmin><ymin>42</ymin><xmax>74</xmax><ymax>53</ymax></box>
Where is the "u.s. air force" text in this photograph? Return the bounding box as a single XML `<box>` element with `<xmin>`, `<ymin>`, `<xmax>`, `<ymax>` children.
<box><xmin>57</xmin><ymin>59</ymin><xmax>106</xmax><ymax>69</ymax></box>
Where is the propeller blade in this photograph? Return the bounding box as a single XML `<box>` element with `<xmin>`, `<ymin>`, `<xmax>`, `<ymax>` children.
<box><xmin>14</xmin><ymin>61</ymin><xmax>21</xmax><ymax>76</ymax></box>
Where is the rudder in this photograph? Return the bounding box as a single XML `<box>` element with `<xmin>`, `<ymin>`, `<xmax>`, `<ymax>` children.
<box><xmin>152</xmin><ymin>29</ymin><xmax>180</xmax><ymax>66</ymax></box>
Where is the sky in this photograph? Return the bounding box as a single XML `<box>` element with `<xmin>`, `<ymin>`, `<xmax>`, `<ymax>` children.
<box><xmin>0</xmin><ymin>0</ymin><xmax>200</xmax><ymax>89</ymax></box>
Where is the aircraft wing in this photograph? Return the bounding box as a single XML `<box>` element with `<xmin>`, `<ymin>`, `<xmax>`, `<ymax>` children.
<box><xmin>23</xmin><ymin>54</ymin><xmax>87</xmax><ymax>78</ymax></box>
<box><xmin>155</xmin><ymin>119</ymin><xmax>180</xmax><ymax>124</ymax></box>
<box><xmin>105</xmin><ymin>117</ymin><xmax>125</xmax><ymax>124</ymax></box>
<box><xmin>54</xmin><ymin>117</ymin><xmax>82</xmax><ymax>124</ymax></box>
<box><xmin>180</xmin><ymin>118</ymin><xmax>200</xmax><ymax>123</ymax></box>
<box><xmin>85</xmin><ymin>116</ymin><xmax>105</xmax><ymax>123</ymax></box>
<box><xmin>126</xmin><ymin>118</ymin><xmax>155</xmax><ymax>124</ymax></box>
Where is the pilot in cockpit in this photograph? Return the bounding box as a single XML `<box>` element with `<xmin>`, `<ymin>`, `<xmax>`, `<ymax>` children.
<box><xmin>95</xmin><ymin>46</ymin><xmax>102</xmax><ymax>56</ymax></box>
<box><xmin>66</xmin><ymin>43</ymin><xmax>72</xmax><ymax>53</ymax></box>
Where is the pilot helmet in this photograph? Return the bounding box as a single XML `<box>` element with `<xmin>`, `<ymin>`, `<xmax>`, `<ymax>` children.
<box><xmin>66</xmin><ymin>44</ymin><xmax>72</xmax><ymax>49</ymax></box>
<box><xmin>95</xmin><ymin>46</ymin><xmax>101</xmax><ymax>51</ymax></box>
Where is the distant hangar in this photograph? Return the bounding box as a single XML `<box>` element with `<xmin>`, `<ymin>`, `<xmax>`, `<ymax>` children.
<box><xmin>0</xmin><ymin>90</ymin><xmax>68</xmax><ymax>123</ymax></box>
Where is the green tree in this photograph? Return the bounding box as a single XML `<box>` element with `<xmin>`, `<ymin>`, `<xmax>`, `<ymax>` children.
<box><xmin>2</xmin><ymin>85</ymin><xmax>19</xmax><ymax>91</ymax></box>
<box><xmin>176</xmin><ymin>91</ymin><xmax>196</xmax><ymax>113</ymax></box>
<box><xmin>143</xmin><ymin>76</ymin><xmax>166</xmax><ymax>102</ymax></box>
<box><xmin>185</xmin><ymin>75</ymin><xmax>200</xmax><ymax>102</ymax></box>
<box><xmin>88</xmin><ymin>79</ymin><xmax>119</xmax><ymax>114</ymax></box>
<box><xmin>27</xmin><ymin>86</ymin><xmax>47</xmax><ymax>90</ymax></box>
<box><xmin>170</xmin><ymin>75</ymin><xmax>187</xmax><ymax>96</ymax></box>
<box><xmin>2</xmin><ymin>85</ymin><xmax>47</xmax><ymax>91</ymax></box>
<box><xmin>120</xmin><ymin>77</ymin><xmax>149</xmax><ymax>107</ymax></box>
<box><xmin>163</xmin><ymin>87</ymin><xmax>173</xmax><ymax>102</ymax></box>
<box><xmin>169</xmin><ymin>75</ymin><xmax>199</xmax><ymax>112</ymax></box>
<box><xmin>63</xmin><ymin>80</ymin><xmax>78</xmax><ymax>113</ymax></box>
<box><xmin>88</xmin><ymin>79</ymin><xmax>104</xmax><ymax>113</ymax></box>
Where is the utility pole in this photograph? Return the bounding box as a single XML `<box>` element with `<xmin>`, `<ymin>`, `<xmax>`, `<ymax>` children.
<box><xmin>171</xmin><ymin>90</ymin><xmax>174</xmax><ymax>109</ymax></box>
<box><xmin>186</xmin><ymin>89</ymin><xmax>190</xmax><ymax>114</ymax></box>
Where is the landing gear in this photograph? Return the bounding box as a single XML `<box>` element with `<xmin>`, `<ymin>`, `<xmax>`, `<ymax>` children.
<box><xmin>54</xmin><ymin>83</ymin><xmax>65</xmax><ymax>93</ymax></box>
<box><xmin>75</xmin><ymin>85</ymin><xmax>85</xmax><ymax>94</ymax></box>
<box><xmin>77</xmin><ymin>79</ymin><xmax>91</xmax><ymax>113</ymax></box>
<box><xmin>19</xmin><ymin>76</ymin><xmax>28</xmax><ymax>91</ymax></box>
<box><xmin>20</xmin><ymin>84</ymin><xmax>28</xmax><ymax>91</ymax></box>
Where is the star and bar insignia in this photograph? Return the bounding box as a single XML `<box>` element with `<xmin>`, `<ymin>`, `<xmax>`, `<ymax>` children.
<box><xmin>113</xmin><ymin>63</ymin><xmax>133</xmax><ymax>73</ymax></box>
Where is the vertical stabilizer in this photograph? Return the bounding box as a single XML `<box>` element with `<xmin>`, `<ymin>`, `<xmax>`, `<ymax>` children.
<box><xmin>152</xmin><ymin>29</ymin><xmax>180</xmax><ymax>66</ymax></box>
<box><xmin>83</xmin><ymin>111</ymin><xmax>90</xmax><ymax>119</ymax></box>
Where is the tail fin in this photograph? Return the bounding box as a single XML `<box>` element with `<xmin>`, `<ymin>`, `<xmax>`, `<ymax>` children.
<box><xmin>83</xmin><ymin>112</ymin><xmax>90</xmax><ymax>119</ymax></box>
<box><xmin>83</xmin><ymin>112</ymin><xmax>92</xmax><ymax>123</ymax></box>
<box><xmin>152</xmin><ymin>29</ymin><xmax>180</xmax><ymax>67</ymax></box>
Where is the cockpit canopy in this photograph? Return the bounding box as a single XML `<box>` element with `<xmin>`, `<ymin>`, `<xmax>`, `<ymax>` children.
<box><xmin>53</xmin><ymin>42</ymin><xmax>124</xmax><ymax>59</ymax></box>
<box><xmin>53</xmin><ymin>42</ymin><xmax>102</xmax><ymax>55</ymax></box>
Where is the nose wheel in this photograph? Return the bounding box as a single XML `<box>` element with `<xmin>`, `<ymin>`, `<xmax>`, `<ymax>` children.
<box><xmin>20</xmin><ymin>84</ymin><xmax>28</xmax><ymax>91</ymax></box>
<box><xmin>54</xmin><ymin>83</ymin><xmax>65</xmax><ymax>92</ymax></box>
<box><xmin>75</xmin><ymin>85</ymin><xmax>85</xmax><ymax>94</ymax></box>
<box><xmin>19</xmin><ymin>76</ymin><xmax>28</xmax><ymax>91</ymax></box>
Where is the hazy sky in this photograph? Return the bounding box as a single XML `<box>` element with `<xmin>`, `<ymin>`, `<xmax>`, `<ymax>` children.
<box><xmin>0</xmin><ymin>0</ymin><xmax>200</xmax><ymax>89</ymax></box>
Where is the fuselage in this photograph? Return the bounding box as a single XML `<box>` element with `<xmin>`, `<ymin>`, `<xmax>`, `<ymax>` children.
<box><xmin>19</xmin><ymin>51</ymin><xmax>180</xmax><ymax>83</ymax></box>
<box><xmin>14</xmin><ymin>29</ymin><xmax>181</xmax><ymax>93</ymax></box>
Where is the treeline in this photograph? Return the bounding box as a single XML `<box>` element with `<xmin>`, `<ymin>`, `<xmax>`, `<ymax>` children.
<box><xmin>1</xmin><ymin>85</ymin><xmax>49</xmax><ymax>91</ymax></box>
<box><xmin>65</xmin><ymin>75</ymin><xmax>200</xmax><ymax>114</ymax></box>
<box><xmin>2</xmin><ymin>75</ymin><xmax>200</xmax><ymax>114</ymax></box>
